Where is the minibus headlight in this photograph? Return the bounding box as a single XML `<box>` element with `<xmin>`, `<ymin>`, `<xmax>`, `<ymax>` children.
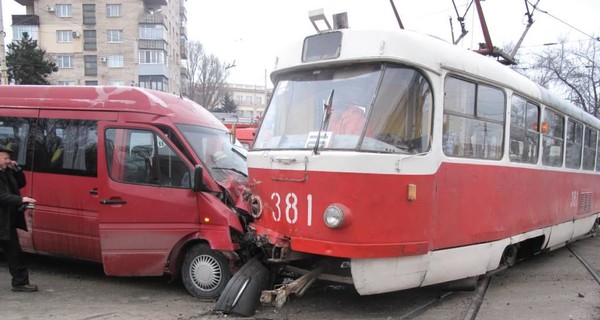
<box><xmin>323</xmin><ymin>205</ymin><xmax>345</xmax><ymax>228</ymax></box>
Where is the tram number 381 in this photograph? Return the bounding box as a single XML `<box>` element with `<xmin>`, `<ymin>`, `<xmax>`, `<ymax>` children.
<box><xmin>271</xmin><ymin>192</ymin><xmax>313</xmax><ymax>226</ymax></box>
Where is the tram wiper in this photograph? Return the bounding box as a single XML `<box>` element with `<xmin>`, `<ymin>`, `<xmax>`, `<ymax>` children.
<box><xmin>313</xmin><ymin>89</ymin><xmax>334</xmax><ymax>155</ymax></box>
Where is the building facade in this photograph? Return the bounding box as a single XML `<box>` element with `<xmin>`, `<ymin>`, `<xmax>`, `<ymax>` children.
<box><xmin>11</xmin><ymin>0</ymin><xmax>187</xmax><ymax>95</ymax></box>
<box><xmin>226</xmin><ymin>83</ymin><xmax>271</xmax><ymax>120</ymax></box>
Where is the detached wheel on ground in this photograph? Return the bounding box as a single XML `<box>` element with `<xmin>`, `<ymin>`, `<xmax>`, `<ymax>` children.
<box><xmin>182</xmin><ymin>243</ymin><xmax>231</xmax><ymax>299</ymax></box>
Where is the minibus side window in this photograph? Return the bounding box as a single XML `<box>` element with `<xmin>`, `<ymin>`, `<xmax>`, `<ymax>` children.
<box><xmin>0</xmin><ymin>117</ymin><xmax>29</xmax><ymax>165</ymax></box>
<box><xmin>106</xmin><ymin>128</ymin><xmax>189</xmax><ymax>188</ymax></box>
<box><xmin>30</xmin><ymin>118</ymin><xmax>98</xmax><ymax>177</ymax></box>
<box><xmin>156</xmin><ymin>136</ymin><xmax>190</xmax><ymax>187</ymax></box>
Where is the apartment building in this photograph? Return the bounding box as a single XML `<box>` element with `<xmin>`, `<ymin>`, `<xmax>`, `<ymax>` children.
<box><xmin>11</xmin><ymin>0</ymin><xmax>187</xmax><ymax>95</ymax></box>
<box><xmin>226</xmin><ymin>83</ymin><xmax>272</xmax><ymax>120</ymax></box>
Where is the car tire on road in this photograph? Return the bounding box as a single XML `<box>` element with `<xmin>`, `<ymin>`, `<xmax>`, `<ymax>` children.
<box><xmin>182</xmin><ymin>243</ymin><xmax>231</xmax><ymax>299</ymax></box>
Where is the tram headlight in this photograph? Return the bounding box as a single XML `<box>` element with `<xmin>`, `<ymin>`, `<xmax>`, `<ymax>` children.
<box><xmin>323</xmin><ymin>205</ymin><xmax>345</xmax><ymax>228</ymax></box>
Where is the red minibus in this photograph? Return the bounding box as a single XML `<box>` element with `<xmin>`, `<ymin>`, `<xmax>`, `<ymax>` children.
<box><xmin>0</xmin><ymin>85</ymin><xmax>253</xmax><ymax>299</ymax></box>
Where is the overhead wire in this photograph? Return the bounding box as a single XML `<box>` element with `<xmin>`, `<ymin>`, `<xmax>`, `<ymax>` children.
<box><xmin>526</xmin><ymin>0</ymin><xmax>599</xmax><ymax>42</ymax></box>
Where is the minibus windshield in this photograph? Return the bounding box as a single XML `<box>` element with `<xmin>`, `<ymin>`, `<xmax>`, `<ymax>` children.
<box><xmin>177</xmin><ymin>124</ymin><xmax>248</xmax><ymax>182</ymax></box>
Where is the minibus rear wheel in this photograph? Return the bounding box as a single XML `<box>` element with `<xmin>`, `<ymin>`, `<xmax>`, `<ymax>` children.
<box><xmin>182</xmin><ymin>243</ymin><xmax>231</xmax><ymax>299</ymax></box>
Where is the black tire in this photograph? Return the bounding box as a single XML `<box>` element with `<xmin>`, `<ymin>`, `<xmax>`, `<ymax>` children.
<box><xmin>181</xmin><ymin>243</ymin><xmax>231</xmax><ymax>300</ymax></box>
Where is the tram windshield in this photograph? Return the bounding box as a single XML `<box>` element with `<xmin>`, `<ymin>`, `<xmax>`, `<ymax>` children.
<box><xmin>254</xmin><ymin>63</ymin><xmax>433</xmax><ymax>154</ymax></box>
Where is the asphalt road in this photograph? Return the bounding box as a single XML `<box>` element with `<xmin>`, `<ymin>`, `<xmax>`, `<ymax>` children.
<box><xmin>1</xmin><ymin>236</ymin><xmax>599</xmax><ymax>320</ymax></box>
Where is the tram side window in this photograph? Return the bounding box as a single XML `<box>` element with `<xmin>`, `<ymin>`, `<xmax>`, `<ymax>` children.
<box><xmin>541</xmin><ymin>109</ymin><xmax>564</xmax><ymax>167</ymax></box>
<box><xmin>443</xmin><ymin>76</ymin><xmax>505</xmax><ymax>159</ymax></box>
<box><xmin>565</xmin><ymin>120</ymin><xmax>583</xmax><ymax>169</ymax></box>
<box><xmin>362</xmin><ymin>67</ymin><xmax>432</xmax><ymax>154</ymax></box>
<box><xmin>509</xmin><ymin>96</ymin><xmax>539</xmax><ymax>164</ymax></box>
<box><xmin>0</xmin><ymin>117</ymin><xmax>29</xmax><ymax>165</ymax></box>
<box><xmin>583</xmin><ymin>127</ymin><xmax>597</xmax><ymax>171</ymax></box>
<box><xmin>29</xmin><ymin>118</ymin><xmax>98</xmax><ymax>176</ymax></box>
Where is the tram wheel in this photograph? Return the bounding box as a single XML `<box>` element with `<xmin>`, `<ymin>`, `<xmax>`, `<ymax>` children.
<box><xmin>500</xmin><ymin>244</ymin><xmax>519</xmax><ymax>268</ymax></box>
<box><xmin>590</xmin><ymin>219</ymin><xmax>599</xmax><ymax>237</ymax></box>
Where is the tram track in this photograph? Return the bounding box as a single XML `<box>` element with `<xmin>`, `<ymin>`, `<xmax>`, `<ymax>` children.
<box><xmin>406</xmin><ymin>236</ymin><xmax>600</xmax><ymax>320</ymax></box>
<box><xmin>568</xmin><ymin>241</ymin><xmax>600</xmax><ymax>285</ymax></box>
<box><xmin>203</xmin><ymin>236</ymin><xmax>600</xmax><ymax>319</ymax></box>
<box><xmin>399</xmin><ymin>275</ymin><xmax>493</xmax><ymax>320</ymax></box>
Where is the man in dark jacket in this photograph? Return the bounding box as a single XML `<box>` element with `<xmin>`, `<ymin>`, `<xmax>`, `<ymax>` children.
<box><xmin>0</xmin><ymin>144</ymin><xmax>37</xmax><ymax>292</ymax></box>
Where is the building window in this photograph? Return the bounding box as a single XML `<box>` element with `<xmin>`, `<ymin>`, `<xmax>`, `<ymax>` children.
<box><xmin>108</xmin><ymin>80</ymin><xmax>124</xmax><ymax>86</ymax></box>
<box><xmin>56</xmin><ymin>55</ymin><xmax>74</xmax><ymax>68</ymax></box>
<box><xmin>107</xmin><ymin>29</ymin><xmax>123</xmax><ymax>43</ymax></box>
<box><xmin>139</xmin><ymin>50</ymin><xmax>165</xmax><ymax>64</ymax></box>
<box><xmin>139</xmin><ymin>25</ymin><xmax>165</xmax><ymax>40</ymax></box>
<box><xmin>254</xmin><ymin>97</ymin><xmax>262</xmax><ymax>105</ymax></box>
<box><xmin>57</xmin><ymin>30</ymin><xmax>73</xmax><ymax>43</ymax></box>
<box><xmin>83</xmin><ymin>4</ymin><xmax>96</xmax><ymax>25</ymax></box>
<box><xmin>84</xmin><ymin>55</ymin><xmax>98</xmax><ymax>76</ymax></box>
<box><xmin>13</xmin><ymin>26</ymin><xmax>38</xmax><ymax>41</ymax></box>
<box><xmin>56</xmin><ymin>4</ymin><xmax>72</xmax><ymax>17</ymax></box>
<box><xmin>139</xmin><ymin>75</ymin><xmax>169</xmax><ymax>92</ymax></box>
<box><xmin>85</xmin><ymin>81</ymin><xmax>98</xmax><ymax>86</ymax></box>
<box><xmin>106</xmin><ymin>4</ymin><xmax>122</xmax><ymax>17</ymax></box>
<box><xmin>107</xmin><ymin>55</ymin><xmax>124</xmax><ymax>68</ymax></box>
<box><xmin>84</xmin><ymin>30</ymin><xmax>97</xmax><ymax>51</ymax></box>
<box><xmin>57</xmin><ymin>81</ymin><xmax>77</xmax><ymax>86</ymax></box>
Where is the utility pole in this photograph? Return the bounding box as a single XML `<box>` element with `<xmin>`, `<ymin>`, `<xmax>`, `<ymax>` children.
<box><xmin>0</xmin><ymin>0</ymin><xmax>8</xmax><ymax>84</ymax></box>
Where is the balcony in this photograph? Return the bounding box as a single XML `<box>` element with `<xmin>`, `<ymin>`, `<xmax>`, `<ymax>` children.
<box><xmin>142</xmin><ymin>0</ymin><xmax>167</xmax><ymax>6</ymax></box>
<box><xmin>12</xmin><ymin>14</ymin><xmax>39</xmax><ymax>26</ymax></box>
<box><xmin>138</xmin><ymin>64</ymin><xmax>169</xmax><ymax>77</ymax></box>
<box><xmin>181</xmin><ymin>67</ymin><xmax>189</xmax><ymax>79</ymax></box>
<box><xmin>180</xmin><ymin>25</ymin><xmax>187</xmax><ymax>39</ymax></box>
<box><xmin>180</xmin><ymin>3</ymin><xmax>187</xmax><ymax>21</ymax></box>
<box><xmin>180</xmin><ymin>44</ymin><xmax>187</xmax><ymax>59</ymax></box>
<box><xmin>139</xmin><ymin>12</ymin><xmax>165</xmax><ymax>25</ymax></box>
<box><xmin>139</xmin><ymin>39</ymin><xmax>168</xmax><ymax>50</ymax></box>
<box><xmin>14</xmin><ymin>0</ymin><xmax>33</xmax><ymax>6</ymax></box>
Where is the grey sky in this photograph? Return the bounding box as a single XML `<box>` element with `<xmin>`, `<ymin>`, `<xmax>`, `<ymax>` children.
<box><xmin>3</xmin><ymin>0</ymin><xmax>599</xmax><ymax>85</ymax></box>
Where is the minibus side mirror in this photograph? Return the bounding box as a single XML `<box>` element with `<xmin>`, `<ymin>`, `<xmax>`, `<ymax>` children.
<box><xmin>192</xmin><ymin>165</ymin><xmax>210</xmax><ymax>192</ymax></box>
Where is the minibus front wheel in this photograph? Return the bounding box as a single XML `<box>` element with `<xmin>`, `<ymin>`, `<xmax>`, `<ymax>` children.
<box><xmin>182</xmin><ymin>243</ymin><xmax>231</xmax><ymax>299</ymax></box>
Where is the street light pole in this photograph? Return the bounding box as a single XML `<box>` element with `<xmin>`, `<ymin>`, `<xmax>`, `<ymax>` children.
<box><xmin>0</xmin><ymin>0</ymin><xmax>9</xmax><ymax>84</ymax></box>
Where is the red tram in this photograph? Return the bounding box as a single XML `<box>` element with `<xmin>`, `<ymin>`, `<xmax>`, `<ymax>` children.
<box><xmin>240</xmin><ymin>17</ymin><xmax>600</xmax><ymax>304</ymax></box>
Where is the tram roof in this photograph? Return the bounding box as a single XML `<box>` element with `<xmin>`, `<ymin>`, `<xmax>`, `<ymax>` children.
<box><xmin>272</xmin><ymin>28</ymin><xmax>600</xmax><ymax>129</ymax></box>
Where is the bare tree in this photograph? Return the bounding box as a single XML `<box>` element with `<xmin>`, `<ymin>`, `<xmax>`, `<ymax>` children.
<box><xmin>522</xmin><ymin>37</ymin><xmax>600</xmax><ymax>117</ymax></box>
<box><xmin>185</xmin><ymin>41</ymin><xmax>234</xmax><ymax>110</ymax></box>
<box><xmin>185</xmin><ymin>41</ymin><xmax>204</xmax><ymax>100</ymax></box>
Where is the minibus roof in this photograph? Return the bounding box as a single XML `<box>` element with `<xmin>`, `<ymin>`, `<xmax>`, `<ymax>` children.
<box><xmin>0</xmin><ymin>85</ymin><xmax>226</xmax><ymax>130</ymax></box>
